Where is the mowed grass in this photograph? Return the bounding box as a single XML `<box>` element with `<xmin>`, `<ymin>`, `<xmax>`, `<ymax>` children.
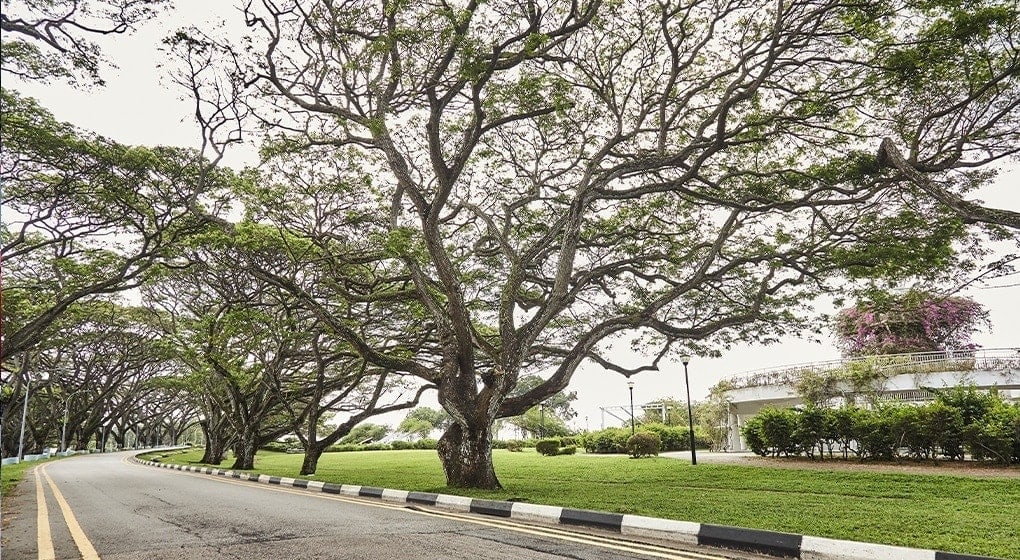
<box><xmin>150</xmin><ymin>448</ymin><xmax>1020</xmax><ymax>559</ymax></box>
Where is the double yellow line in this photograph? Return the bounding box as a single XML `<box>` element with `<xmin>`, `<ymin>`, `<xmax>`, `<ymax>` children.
<box><xmin>34</xmin><ymin>463</ymin><xmax>100</xmax><ymax>560</ymax></box>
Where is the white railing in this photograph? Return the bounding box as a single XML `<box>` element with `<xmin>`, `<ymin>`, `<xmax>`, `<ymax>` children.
<box><xmin>724</xmin><ymin>347</ymin><xmax>1020</xmax><ymax>390</ymax></box>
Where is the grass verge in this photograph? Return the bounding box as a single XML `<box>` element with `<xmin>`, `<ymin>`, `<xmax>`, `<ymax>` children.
<box><xmin>150</xmin><ymin>448</ymin><xmax>1019</xmax><ymax>559</ymax></box>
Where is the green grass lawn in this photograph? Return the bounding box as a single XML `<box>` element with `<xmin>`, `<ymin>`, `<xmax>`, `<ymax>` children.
<box><xmin>1</xmin><ymin>456</ymin><xmax>63</xmax><ymax>498</ymax></box>
<box><xmin>147</xmin><ymin>448</ymin><xmax>1019</xmax><ymax>559</ymax></box>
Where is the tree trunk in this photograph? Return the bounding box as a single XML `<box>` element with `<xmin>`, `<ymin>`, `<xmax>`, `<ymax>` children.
<box><xmin>231</xmin><ymin>429</ymin><xmax>257</xmax><ymax>470</ymax></box>
<box><xmin>199</xmin><ymin>420</ymin><xmax>228</xmax><ymax>465</ymax></box>
<box><xmin>437</xmin><ymin>421</ymin><xmax>500</xmax><ymax>489</ymax></box>
<box><xmin>300</xmin><ymin>444</ymin><xmax>325</xmax><ymax>475</ymax></box>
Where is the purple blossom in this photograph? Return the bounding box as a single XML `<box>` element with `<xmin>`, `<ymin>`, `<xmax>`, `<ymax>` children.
<box><xmin>833</xmin><ymin>291</ymin><xmax>989</xmax><ymax>357</ymax></box>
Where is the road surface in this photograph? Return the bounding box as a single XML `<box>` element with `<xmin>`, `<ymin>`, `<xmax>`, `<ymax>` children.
<box><xmin>1</xmin><ymin>451</ymin><xmax>758</xmax><ymax>559</ymax></box>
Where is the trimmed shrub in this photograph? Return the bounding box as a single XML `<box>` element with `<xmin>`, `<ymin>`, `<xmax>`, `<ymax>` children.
<box><xmin>639</xmin><ymin>423</ymin><xmax>686</xmax><ymax>451</ymax></box>
<box><xmin>759</xmin><ymin>407</ymin><xmax>799</xmax><ymax>457</ymax></box>
<box><xmin>558</xmin><ymin>445</ymin><xmax>577</xmax><ymax>455</ymax></box>
<box><xmin>505</xmin><ymin>440</ymin><xmax>525</xmax><ymax>452</ymax></box>
<box><xmin>580</xmin><ymin>428</ymin><xmax>630</xmax><ymax>454</ymax></box>
<box><xmin>414</xmin><ymin>438</ymin><xmax>438</xmax><ymax>450</ymax></box>
<box><xmin>536</xmin><ymin>438</ymin><xmax>562</xmax><ymax>456</ymax></box>
<box><xmin>970</xmin><ymin>401</ymin><xmax>1020</xmax><ymax>464</ymax></box>
<box><xmin>390</xmin><ymin>440</ymin><xmax>414</xmax><ymax>450</ymax></box>
<box><xmin>627</xmin><ymin>432</ymin><xmax>660</xmax><ymax>458</ymax></box>
<box><xmin>742</xmin><ymin>415</ymin><xmax>768</xmax><ymax>457</ymax></box>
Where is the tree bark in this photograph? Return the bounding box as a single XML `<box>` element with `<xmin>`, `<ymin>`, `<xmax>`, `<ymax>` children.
<box><xmin>231</xmin><ymin>428</ymin><xmax>258</xmax><ymax>470</ymax></box>
<box><xmin>300</xmin><ymin>444</ymin><xmax>325</xmax><ymax>475</ymax></box>
<box><xmin>199</xmin><ymin>419</ymin><xmax>228</xmax><ymax>465</ymax></box>
<box><xmin>437</xmin><ymin>421</ymin><xmax>500</xmax><ymax>489</ymax></box>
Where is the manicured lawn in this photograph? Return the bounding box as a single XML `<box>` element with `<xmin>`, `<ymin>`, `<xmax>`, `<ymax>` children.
<box><xmin>147</xmin><ymin>448</ymin><xmax>1019</xmax><ymax>558</ymax></box>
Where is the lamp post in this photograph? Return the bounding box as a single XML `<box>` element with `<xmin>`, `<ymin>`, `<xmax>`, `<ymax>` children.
<box><xmin>539</xmin><ymin>403</ymin><xmax>546</xmax><ymax>438</ymax></box>
<box><xmin>681</xmin><ymin>355</ymin><xmax>697</xmax><ymax>465</ymax></box>
<box><xmin>627</xmin><ymin>380</ymin><xmax>635</xmax><ymax>435</ymax></box>
<box><xmin>60</xmin><ymin>390</ymin><xmax>88</xmax><ymax>453</ymax></box>
<box><xmin>17</xmin><ymin>371</ymin><xmax>48</xmax><ymax>460</ymax></box>
<box><xmin>17</xmin><ymin>377</ymin><xmax>31</xmax><ymax>461</ymax></box>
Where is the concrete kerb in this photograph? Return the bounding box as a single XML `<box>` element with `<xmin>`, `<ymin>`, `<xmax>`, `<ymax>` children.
<box><xmin>130</xmin><ymin>456</ymin><xmax>1002</xmax><ymax>560</ymax></box>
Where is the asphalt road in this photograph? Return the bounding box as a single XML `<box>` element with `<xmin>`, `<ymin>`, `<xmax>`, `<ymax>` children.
<box><xmin>1</xmin><ymin>451</ymin><xmax>757</xmax><ymax>560</ymax></box>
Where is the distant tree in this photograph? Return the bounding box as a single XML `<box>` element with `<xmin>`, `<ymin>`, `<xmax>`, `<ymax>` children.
<box><xmin>833</xmin><ymin>289</ymin><xmax>989</xmax><ymax>356</ymax></box>
<box><xmin>399</xmin><ymin>407</ymin><xmax>452</xmax><ymax>439</ymax></box>
<box><xmin>340</xmin><ymin>423</ymin><xmax>390</xmax><ymax>445</ymax></box>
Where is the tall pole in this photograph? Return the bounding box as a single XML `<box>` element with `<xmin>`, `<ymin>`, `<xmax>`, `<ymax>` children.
<box><xmin>627</xmin><ymin>381</ymin><xmax>635</xmax><ymax>435</ymax></box>
<box><xmin>61</xmin><ymin>390</ymin><xmax>87</xmax><ymax>453</ymax></box>
<box><xmin>682</xmin><ymin>355</ymin><xmax>697</xmax><ymax>465</ymax></box>
<box><xmin>539</xmin><ymin>403</ymin><xmax>545</xmax><ymax>438</ymax></box>
<box><xmin>17</xmin><ymin>378</ymin><xmax>31</xmax><ymax>461</ymax></box>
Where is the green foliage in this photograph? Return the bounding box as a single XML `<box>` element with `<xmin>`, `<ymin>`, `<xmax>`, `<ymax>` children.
<box><xmin>340</xmin><ymin>423</ymin><xmax>390</xmax><ymax>444</ymax></box>
<box><xmin>398</xmin><ymin>407</ymin><xmax>451</xmax><ymax>439</ymax></box>
<box><xmin>744</xmin><ymin>389</ymin><xmax>1019</xmax><ymax>464</ymax></box>
<box><xmin>627</xmin><ymin>432</ymin><xmax>661</xmax><ymax>458</ymax></box>
<box><xmin>413</xmin><ymin>438</ymin><xmax>438</xmax><ymax>450</ymax></box>
<box><xmin>579</xmin><ymin>428</ymin><xmax>631</xmax><ymax>454</ymax></box>
<box><xmin>535</xmin><ymin>438</ymin><xmax>562</xmax><ymax>456</ymax></box>
<box><xmin>505</xmin><ymin>440</ymin><xmax>525</xmax><ymax>452</ymax></box>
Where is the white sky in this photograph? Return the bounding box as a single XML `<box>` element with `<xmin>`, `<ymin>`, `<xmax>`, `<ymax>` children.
<box><xmin>8</xmin><ymin>2</ymin><xmax>1018</xmax><ymax>431</ymax></box>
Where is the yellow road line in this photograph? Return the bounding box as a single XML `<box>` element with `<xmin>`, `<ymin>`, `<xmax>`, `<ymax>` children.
<box><xmin>140</xmin><ymin>461</ymin><xmax>723</xmax><ymax>560</ymax></box>
<box><xmin>34</xmin><ymin>468</ymin><xmax>55</xmax><ymax>560</ymax></box>
<box><xmin>39</xmin><ymin>463</ymin><xmax>101</xmax><ymax>560</ymax></box>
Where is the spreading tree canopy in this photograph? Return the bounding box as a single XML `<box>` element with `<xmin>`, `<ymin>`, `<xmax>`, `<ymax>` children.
<box><xmin>168</xmin><ymin>0</ymin><xmax>1019</xmax><ymax>488</ymax></box>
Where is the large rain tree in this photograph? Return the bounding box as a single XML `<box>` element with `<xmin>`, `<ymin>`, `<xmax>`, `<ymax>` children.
<box><xmin>186</xmin><ymin>0</ymin><xmax>1019</xmax><ymax>488</ymax></box>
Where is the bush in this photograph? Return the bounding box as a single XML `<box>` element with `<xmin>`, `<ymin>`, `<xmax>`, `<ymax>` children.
<box><xmin>627</xmin><ymin>432</ymin><xmax>660</xmax><ymax>458</ymax></box>
<box><xmin>325</xmin><ymin>444</ymin><xmax>361</xmax><ymax>453</ymax></box>
<box><xmin>536</xmin><ymin>438</ymin><xmax>562</xmax><ymax>456</ymax></box>
<box><xmin>639</xmin><ymin>423</ymin><xmax>687</xmax><ymax>451</ymax></box>
<box><xmin>390</xmin><ymin>440</ymin><xmax>415</xmax><ymax>450</ymax></box>
<box><xmin>580</xmin><ymin>428</ymin><xmax>630</xmax><ymax>454</ymax></box>
<box><xmin>505</xmin><ymin>440</ymin><xmax>525</xmax><ymax>452</ymax></box>
<box><xmin>970</xmin><ymin>401</ymin><xmax>1020</xmax><ymax>464</ymax></box>
<box><xmin>855</xmin><ymin>408</ymin><xmax>897</xmax><ymax>460</ymax></box>
<box><xmin>414</xmin><ymin>438</ymin><xmax>438</xmax><ymax>450</ymax></box>
<box><xmin>741</xmin><ymin>415</ymin><xmax>768</xmax><ymax>457</ymax></box>
<box><xmin>558</xmin><ymin>445</ymin><xmax>577</xmax><ymax>455</ymax></box>
<box><xmin>794</xmin><ymin>406</ymin><xmax>828</xmax><ymax>459</ymax></box>
<box><xmin>260</xmin><ymin>441</ymin><xmax>292</xmax><ymax>453</ymax></box>
<box><xmin>759</xmin><ymin>407</ymin><xmax>799</xmax><ymax>457</ymax></box>
<box><xmin>361</xmin><ymin>443</ymin><xmax>392</xmax><ymax>451</ymax></box>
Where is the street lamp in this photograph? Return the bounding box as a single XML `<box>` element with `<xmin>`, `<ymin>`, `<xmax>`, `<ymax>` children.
<box><xmin>681</xmin><ymin>355</ymin><xmax>697</xmax><ymax>465</ymax></box>
<box><xmin>61</xmin><ymin>390</ymin><xmax>88</xmax><ymax>453</ymax></box>
<box><xmin>539</xmin><ymin>403</ymin><xmax>546</xmax><ymax>438</ymax></box>
<box><xmin>627</xmin><ymin>380</ymin><xmax>635</xmax><ymax>435</ymax></box>
<box><xmin>17</xmin><ymin>371</ymin><xmax>48</xmax><ymax>461</ymax></box>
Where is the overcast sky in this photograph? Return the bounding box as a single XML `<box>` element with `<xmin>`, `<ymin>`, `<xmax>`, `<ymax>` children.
<box><xmin>9</xmin><ymin>1</ymin><xmax>1018</xmax><ymax>431</ymax></box>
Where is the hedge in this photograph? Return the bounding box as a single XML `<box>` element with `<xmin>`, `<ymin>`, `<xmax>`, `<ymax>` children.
<box><xmin>580</xmin><ymin>425</ymin><xmax>711</xmax><ymax>454</ymax></box>
<box><xmin>741</xmin><ymin>387</ymin><xmax>1020</xmax><ymax>464</ymax></box>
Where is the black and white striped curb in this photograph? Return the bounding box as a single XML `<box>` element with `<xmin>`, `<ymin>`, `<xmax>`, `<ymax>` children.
<box><xmin>134</xmin><ymin>457</ymin><xmax>1001</xmax><ymax>560</ymax></box>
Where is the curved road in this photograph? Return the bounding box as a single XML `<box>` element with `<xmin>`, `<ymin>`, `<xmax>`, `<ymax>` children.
<box><xmin>2</xmin><ymin>451</ymin><xmax>750</xmax><ymax>560</ymax></box>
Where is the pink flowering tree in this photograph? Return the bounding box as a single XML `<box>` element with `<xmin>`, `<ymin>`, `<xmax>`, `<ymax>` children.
<box><xmin>834</xmin><ymin>290</ymin><xmax>989</xmax><ymax>357</ymax></box>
